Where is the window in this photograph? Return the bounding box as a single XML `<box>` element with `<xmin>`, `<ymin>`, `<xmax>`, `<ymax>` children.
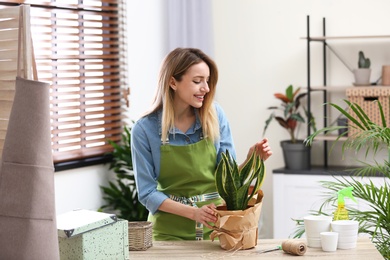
<box><xmin>0</xmin><ymin>0</ymin><xmax>128</xmax><ymax>170</ymax></box>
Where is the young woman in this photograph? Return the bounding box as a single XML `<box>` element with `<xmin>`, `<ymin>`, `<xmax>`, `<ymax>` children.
<box><xmin>131</xmin><ymin>48</ymin><xmax>272</xmax><ymax>241</ymax></box>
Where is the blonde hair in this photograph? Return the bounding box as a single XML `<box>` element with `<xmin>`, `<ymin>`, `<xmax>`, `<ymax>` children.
<box><xmin>145</xmin><ymin>48</ymin><xmax>219</xmax><ymax>143</ymax></box>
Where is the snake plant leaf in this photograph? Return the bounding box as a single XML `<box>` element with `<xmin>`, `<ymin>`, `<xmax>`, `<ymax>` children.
<box><xmin>221</xmin><ymin>152</ymin><xmax>238</xmax><ymax>210</ymax></box>
<box><xmin>244</xmin><ymin>157</ymin><xmax>265</xmax><ymax>208</ymax></box>
<box><xmin>239</xmin><ymin>150</ymin><xmax>256</xmax><ymax>185</ymax></box>
<box><xmin>215</xmin><ymin>159</ymin><xmax>229</xmax><ymax>204</ymax></box>
<box><xmin>251</xmin><ymin>157</ymin><xmax>265</xmax><ymax>194</ymax></box>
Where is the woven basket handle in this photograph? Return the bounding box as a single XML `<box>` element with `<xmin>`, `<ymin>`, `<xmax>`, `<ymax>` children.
<box><xmin>16</xmin><ymin>4</ymin><xmax>38</xmax><ymax>80</ymax></box>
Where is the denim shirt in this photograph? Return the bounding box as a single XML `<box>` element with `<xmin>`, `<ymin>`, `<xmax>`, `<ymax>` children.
<box><xmin>131</xmin><ymin>102</ymin><xmax>236</xmax><ymax>215</ymax></box>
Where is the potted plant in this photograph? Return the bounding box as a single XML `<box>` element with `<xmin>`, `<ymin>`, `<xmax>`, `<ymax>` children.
<box><xmin>100</xmin><ymin>125</ymin><xmax>148</xmax><ymax>221</ymax></box>
<box><xmin>210</xmin><ymin>150</ymin><xmax>265</xmax><ymax>250</ymax></box>
<box><xmin>292</xmin><ymin>99</ymin><xmax>389</xmax><ymax>259</ymax></box>
<box><xmin>263</xmin><ymin>84</ymin><xmax>316</xmax><ymax>170</ymax></box>
<box><xmin>353</xmin><ymin>51</ymin><xmax>371</xmax><ymax>86</ymax></box>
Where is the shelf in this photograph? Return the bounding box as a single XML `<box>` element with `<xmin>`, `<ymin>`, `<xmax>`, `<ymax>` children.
<box><xmin>302</xmin><ymin>86</ymin><xmax>350</xmax><ymax>92</ymax></box>
<box><xmin>301</xmin><ymin>35</ymin><xmax>390</xmax><ymax>41</ymax></box>
<box><xmin>313</xmin><ymin>135</ymin><xmax>348</xmax><ymax>142</ymax></box>
<box><xmin>303</xmin><ymin>86</ymin><xmax>390</xmax><ymax>92</ymax></box>
<box><xmin>272</xmin><ymin>165</ymin><xmax>359</xmax><ymax>175</ymax></box>
<box><xmin>272</xmin><ymin>166</ymin><xmax>385</xmax><ymax>177</ymax></box>
<box><xmin>304</xmin><ymin>16</ymin><xmax>390</xmax><ymax>169</ymax></box>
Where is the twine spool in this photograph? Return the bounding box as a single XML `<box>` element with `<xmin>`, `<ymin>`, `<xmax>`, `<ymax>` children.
<box><xmin>281</xmin><ymin>240</ymin><xmax>307</xmax><ymax>256</ymax></box>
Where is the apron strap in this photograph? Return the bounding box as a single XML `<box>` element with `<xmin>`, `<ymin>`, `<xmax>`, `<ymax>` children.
<box><xmin>161</xmin><ymin>131</ymin><xmax>204</xmax><ymax>145</ymax></box>
<box><xmin>169</xmin><ymin>192</ymin><xmax>220</xmax><ymax>240</ymax></box>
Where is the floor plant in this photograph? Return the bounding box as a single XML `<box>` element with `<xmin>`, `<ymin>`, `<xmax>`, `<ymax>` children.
<box><xmin>100</xmin><ymin>125</ymin><xmax>148</xmax><ymax>221</ymax></box>
<box><xmin>294</xmin><ymin>99</ymin><xmax>389</xmax><ymax>259</ymax></box>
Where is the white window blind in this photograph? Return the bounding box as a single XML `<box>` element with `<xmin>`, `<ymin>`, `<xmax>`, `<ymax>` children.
<box><xmin>0</xmin><ymin>0</ymin><xmax>128</xmax><ymax>165</ymax></box>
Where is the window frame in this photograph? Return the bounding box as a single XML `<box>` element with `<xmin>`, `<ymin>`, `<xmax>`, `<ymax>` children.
<box><xmin>0</xmin><ymin>0</ymin><xmax>128</xmax><ymax>171</ymax></box>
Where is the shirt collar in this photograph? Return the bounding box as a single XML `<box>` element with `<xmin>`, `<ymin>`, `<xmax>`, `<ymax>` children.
<box><xmin>157</xmin><ymin>107</ymin><xmax>202</xmax><ymax>136</ymax></box>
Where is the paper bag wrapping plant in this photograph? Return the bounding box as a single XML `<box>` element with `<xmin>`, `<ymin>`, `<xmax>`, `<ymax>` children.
<box><xmin>210</xmin><ymin>150</ymin><xmax>265</xmax><ymax>250</ymax></box>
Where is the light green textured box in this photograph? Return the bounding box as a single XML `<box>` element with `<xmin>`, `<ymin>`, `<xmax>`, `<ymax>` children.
<box><xmin>57</xmin><ymin>209</ymin><xmax>117</xmax><ymax>238</ymax></box>
<box><xmin>57</xmin><ymin>210</ymin><xmax>129</xmax><ymax>260</ymax></box>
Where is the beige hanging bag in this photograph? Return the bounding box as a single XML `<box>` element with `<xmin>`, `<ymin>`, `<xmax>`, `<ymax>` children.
<box><xmin>0</xmin><ymin>5</ymin><xmax>60</xmax><ymax>259</ymax></box>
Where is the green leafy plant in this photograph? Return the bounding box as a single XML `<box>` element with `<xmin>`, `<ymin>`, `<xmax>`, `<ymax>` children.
<box><xmin>358</xmin><ymin>50</ymin><xmax>371</xmax><ymax>69</ymax></box>
<box><xmin>215</xmin><ymin>150</ymin><xmax>265</xmax><ymax>210</ymax></box>
<box><xmin>263</xmin><ymin>84</ymin><xmax>316</xmax><ymax>143</ymax></box>
<box><xmin>100</xmin><ymin>125</ymin><xmax>148</xmax><ymax>221</ymax></box>
<box><xmin>295</xmin><ymin>99</ymin><xmax>390</xmax><ymax>259</ymax></box>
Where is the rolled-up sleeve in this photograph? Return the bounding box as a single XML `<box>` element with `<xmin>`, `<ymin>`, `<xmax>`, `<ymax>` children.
<box><xmin>131</xmin><ymin>122</ymin><xmax>168</xmax><ymax>215</ymax></box>
<box><xmin>214</xmin><ymin>103</ymin><xmax>236</xmax><ymax>163</ymax></box>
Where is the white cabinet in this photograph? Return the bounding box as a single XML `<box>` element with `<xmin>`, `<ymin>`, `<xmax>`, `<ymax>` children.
<box><xmin>272</xmin><ymin>171</ymin><xmax>387</xmax><ymax>239</ymax></box>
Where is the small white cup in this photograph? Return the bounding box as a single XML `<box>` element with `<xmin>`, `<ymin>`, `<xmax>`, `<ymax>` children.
<box><xmin>320</xmin><ymin>231</ymin><xmax>339</xmax><ymax>252</ymax></box>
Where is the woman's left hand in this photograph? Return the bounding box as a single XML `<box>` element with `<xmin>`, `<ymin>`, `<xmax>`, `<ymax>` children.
<box><xmin>247</xmin><ymin>138</ymin><xmax>273</xmax><ymax>161</ymax></box>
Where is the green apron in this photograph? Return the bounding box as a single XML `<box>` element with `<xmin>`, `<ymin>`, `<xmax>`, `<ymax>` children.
<box><xmin>148</xmin><ymin>136</ymin><xmax>223</xmax><ymax>241</ymax></box>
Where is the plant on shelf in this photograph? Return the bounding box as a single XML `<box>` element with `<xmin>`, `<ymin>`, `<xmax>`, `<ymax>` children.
<box><xmin>210</xmin><ymin>149</ymin><xmax>265</xmax><ymax>250</ymax></box>
<box><xmin>263</xmin><ymin>84</ymin><xmax>314</xmax><ymax>143</ymax></box>
<box><xmin>263</xmin><ymin>84</ymin><xmax>316</xmax><ymax>170</ymax></box>
<box><xmin>353</xmin><ymin>51</ymin><xmax>372</xmax><ymax>85</ymax></box>
<box><xmin>99</xmin><ymin>125</ymin><xmax>148</xmax><ymax>221</ymax></box>
<box><xmin>358</xmin><ymin>50</ymin><xmax>371</xmax><ymax>69</ymax></box>
<box><xmin>292</xmin><ymin>99</ymin><xmax>389</xmax><ymax>259</ymax></box>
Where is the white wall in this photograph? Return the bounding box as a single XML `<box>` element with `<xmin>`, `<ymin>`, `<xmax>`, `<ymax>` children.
<box><xmin>55</xmin><ymin>165</ymin><xmax>110</xmax><ymax>214</ymax></box>
<box><xmin>212</xmin><ymin>0</ymin><xmax>390</xmax><ymax>239</ymax></box>
<box><xmin>55</xmin><ymin>0</ymin><xmax>390</xmax><ymax>239</ymax></box>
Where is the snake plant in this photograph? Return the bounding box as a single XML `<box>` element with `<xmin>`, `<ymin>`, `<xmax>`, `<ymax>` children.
<box><xmin>215</xmin><ymin>150</ymin><xmax>265</xmax><ymax>210</ymax></box>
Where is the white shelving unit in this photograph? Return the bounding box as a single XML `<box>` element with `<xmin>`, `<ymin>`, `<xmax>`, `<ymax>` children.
<box><xmin>304</xmin><ymin>15</ymin><xmax>390</xmax><ymax>167</ymax></box>
<box><xmin>271</xmin><ymin>15</ymin><xmax>390</xmax><ymax>240</ymax></box>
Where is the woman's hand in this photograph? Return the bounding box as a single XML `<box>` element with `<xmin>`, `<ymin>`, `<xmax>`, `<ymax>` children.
<box><xmin>193</xmin><ymin>203</ymin><xmax>217</xmax><ymax>229</ymax></box>
<box><xmin>247</xmin><ymin>138</ymin><xmax>273</xmax><ymax>161</ymax></box>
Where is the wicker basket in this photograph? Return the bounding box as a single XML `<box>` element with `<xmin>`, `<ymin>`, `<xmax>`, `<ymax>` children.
<box><xmin>129</xmin><ymin>221</ymin><xmax>153</xmax><ymax>251</ymax></box>
<box><xmin>347</xmin><ymin>87</ymin><xmax>390</xmax><ymax>136</ymax></box>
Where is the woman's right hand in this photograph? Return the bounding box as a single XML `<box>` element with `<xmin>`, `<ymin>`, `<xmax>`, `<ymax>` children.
<box><xmin>193</xmin><ymin>203</ymin><xmax>217</xmax><ymax>229</ymax></box>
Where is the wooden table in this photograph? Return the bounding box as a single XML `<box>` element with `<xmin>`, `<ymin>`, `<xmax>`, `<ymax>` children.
<box><xmin>130</xmin><ymin>237</ymin><xmax>384</xmax><ymax>259</ymax></box>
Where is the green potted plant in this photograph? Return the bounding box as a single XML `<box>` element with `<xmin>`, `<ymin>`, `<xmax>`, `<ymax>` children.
<box><xmin>353</xmin><ymin>50</ymin><xmax>371</xmax><ymax>86</ymax></box>
<box><xmin>263</xmin><ymin>84</ymin><xmax>316</xmax><ymax>170</ymax></box>
<box><xmin>210</xmin><ymin>150</ymin><xmax>265</xmax><ymax>250</ymax></box>
<box><xmin>100</xmin><ymin>125</ymin><xmax>148</xmax><ymax>221</ymax></box>
<box><xmin>293</xmin><ymin>99</ymin><xmax>389</xmax><ymax>259</ymax></box>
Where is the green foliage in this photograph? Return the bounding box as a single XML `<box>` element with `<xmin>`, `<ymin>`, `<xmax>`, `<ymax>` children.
<box><xmin>358</xmin><ymin>50</ymin><xmax>371</xmax><ymax>69</ymax></box>
<box><xmin>299</xmin><ymin>99</ymin><xmax>390</xmax><ymax>259</ymax></box>
<box><xmin>305</xmin><ymin>99</ymin><xmax>390</xmax><ymax>172</ymax></box>
<box><xmin>215</xmin><ymin>150</ymin><xmax>265</xmax><ymax>210</ymax></box>
<box><xmin>263</xmin><ymin>84</ymin><xmax>316</xmax><ymax>143</ymax></box>
<box><xmin>100</xmin><ymin>125</ymin><xmax>148</xmax><ymax>221</ymax></box>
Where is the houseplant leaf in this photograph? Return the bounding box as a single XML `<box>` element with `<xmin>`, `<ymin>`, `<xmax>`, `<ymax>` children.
<box><xmin>301</xmin><ymin>99</ymin><xmax>390</xmax><ymax>258</ymax></box>
<box><xmin>215</xmin><ymin>149</ymin><xmax>265</xmax><ymax>210</ymax></box>
<box><xmin>100</xmin><ymin>125</ymin><xmax>148</xmax><ymax>221</ymax></box>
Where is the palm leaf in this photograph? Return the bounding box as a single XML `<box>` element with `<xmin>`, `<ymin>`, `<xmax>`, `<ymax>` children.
<box><xmin>100</xmin><ymin>124</ymin><xmax>148</xmax><ymax>221</ymax></box>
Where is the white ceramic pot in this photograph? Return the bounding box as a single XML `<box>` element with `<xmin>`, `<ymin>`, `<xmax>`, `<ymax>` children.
<box><xmin>353</xmin><ymin>68</ymin><xmax>371</xmax><ymax>85</ymax></box>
